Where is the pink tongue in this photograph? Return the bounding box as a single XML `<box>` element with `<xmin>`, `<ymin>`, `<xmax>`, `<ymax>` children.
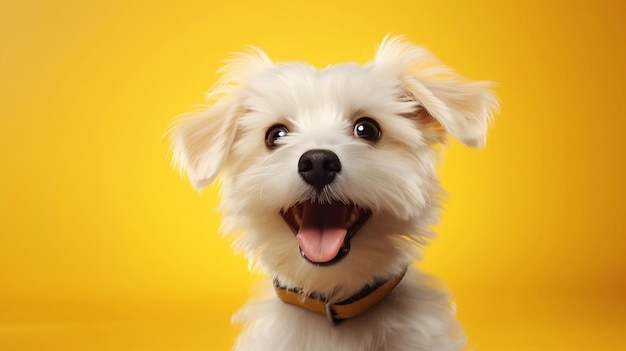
<box><xmin>296</xmin><ymin>201</ymin><xmax>348</xmax><ymax>263</ymax></box>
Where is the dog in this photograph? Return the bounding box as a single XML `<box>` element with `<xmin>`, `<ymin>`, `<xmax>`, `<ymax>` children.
<box><xmin>169</xmin><ymin>36</ymin><xmax>498</xmax><ymax>351</ymax></box>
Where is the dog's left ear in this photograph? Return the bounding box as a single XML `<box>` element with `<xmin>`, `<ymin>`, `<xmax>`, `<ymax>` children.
<box><xmin>374</xmin><ymin>36</ymin><xmax>499</xmax><ymax>148</ymax></box>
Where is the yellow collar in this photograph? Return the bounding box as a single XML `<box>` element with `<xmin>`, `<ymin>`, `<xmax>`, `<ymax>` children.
<box><xmin>273</xmin><ymin>267</ymin><xmax>407</xmax><ymax>325</ymax></box>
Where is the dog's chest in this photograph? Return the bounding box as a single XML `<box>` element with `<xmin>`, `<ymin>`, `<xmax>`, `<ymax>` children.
<box><xmin>233</xmin><ymin>270</ymin><xmax>465</xmax><ymax>351</ymax></box>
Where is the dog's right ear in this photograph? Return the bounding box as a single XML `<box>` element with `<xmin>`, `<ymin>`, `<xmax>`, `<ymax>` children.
<box><xmin>169</xmin><ymin>48</ymin><xmax>274</xmax><ymax>190</ymax></box>
<box><xmin>169</xmin><ymin>102</ymin><xmax>239</xmax><ymax>190</ymax></box>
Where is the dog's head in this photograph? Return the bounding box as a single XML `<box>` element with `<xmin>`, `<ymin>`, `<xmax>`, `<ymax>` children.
<box><xmin>170</xmin><ymin>37</ymin><xmax>497</xmax><ymax>294</ymax></box>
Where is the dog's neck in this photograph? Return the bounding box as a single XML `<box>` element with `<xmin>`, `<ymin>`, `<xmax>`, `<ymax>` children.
<box><xmin>273</xmin><ymin>267</ymin><xmax>407</xmax><ymax>325</ymax></box>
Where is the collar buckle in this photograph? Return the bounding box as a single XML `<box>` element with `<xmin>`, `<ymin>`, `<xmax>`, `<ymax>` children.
<box><xmin>324</xmin><ymin>302</ymin><xmax>339</xmax><ymax>325</ymax></box>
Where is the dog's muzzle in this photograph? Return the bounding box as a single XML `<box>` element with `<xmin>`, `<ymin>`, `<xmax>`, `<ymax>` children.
<box><xmin>281</xmin><ymin>149</ymin><xmax>371</xmax><ymax>266</ymax></box>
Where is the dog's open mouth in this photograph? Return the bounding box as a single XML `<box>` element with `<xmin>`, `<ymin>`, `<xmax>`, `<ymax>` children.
<box><xmin>281</xmin><ymin>200</ymin><xmax>371</xmax><ymax>266</ymax></box>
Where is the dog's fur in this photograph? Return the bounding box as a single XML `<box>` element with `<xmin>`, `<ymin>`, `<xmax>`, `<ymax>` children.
<box><xmin>170</xmin><ymin>36</ymin><xmax>498</xmax><ymax>351</ymax></box>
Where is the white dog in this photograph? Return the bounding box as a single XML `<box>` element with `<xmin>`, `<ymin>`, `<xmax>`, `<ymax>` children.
<box><xmin>170</xmin><ymin>36</ymin><xmax>498</xmax><ymax>351</ymax></box>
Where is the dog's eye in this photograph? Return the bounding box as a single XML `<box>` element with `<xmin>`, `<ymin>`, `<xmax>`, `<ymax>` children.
<box><xmin>265</xmin><ymin>124</ymin><xmax>289</xmax><ymax>148</ymax></box>
<box><xmin>353</xmin><ymin>117</ymin><xmax>381</xmax><ymax>141</ymax></box>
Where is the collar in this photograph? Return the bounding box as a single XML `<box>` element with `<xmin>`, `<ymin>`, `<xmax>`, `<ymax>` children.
<box><xmin>273</xmin><ymin>267</ymin><xmax>407</xmax><ymax>325</ymax></box>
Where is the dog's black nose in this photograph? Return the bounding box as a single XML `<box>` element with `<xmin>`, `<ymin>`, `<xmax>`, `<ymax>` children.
<box><xmin>298</xmin><ymin>149</ymin><xmax>341</xmax><ymax>191</ymax></box>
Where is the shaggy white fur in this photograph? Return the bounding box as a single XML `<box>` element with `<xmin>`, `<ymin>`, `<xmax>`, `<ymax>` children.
<box><xmin>170</xmin><ymin>36</ymin><xmax>498</xmax><ymax>351</ymax></box>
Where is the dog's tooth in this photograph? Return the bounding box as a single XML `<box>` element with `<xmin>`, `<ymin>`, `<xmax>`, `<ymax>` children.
<box><xmin>347</xmin><ymin>207</ymin><xmax>359</xmax><ymax>227</ymax></box>
<box><xmin>295</xmin><ymin>209</ymin><xmax>302</xmax><ymax>226</ymax></box>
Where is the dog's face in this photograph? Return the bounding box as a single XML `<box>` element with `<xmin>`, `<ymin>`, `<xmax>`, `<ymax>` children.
<box><xmin>171</xmin><ymin>37</ymin><xmax>497</xmax><ymax>295</ymax></box>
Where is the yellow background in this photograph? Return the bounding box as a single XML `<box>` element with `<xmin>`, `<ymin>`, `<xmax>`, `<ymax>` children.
<box><xmin>1</xmin><ymin>1</ymin><xmax>625</xmax><ymax>350</ymax></box>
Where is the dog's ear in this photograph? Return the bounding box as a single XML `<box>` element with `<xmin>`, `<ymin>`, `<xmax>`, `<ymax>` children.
<box><xmin>169</xmin><ymin>102</ymin><xmax>239</xmax><ymax>190</ymax></box>
<box><xmin>374</xmin><ymin>36</ymin><xmax>499</xmax><ymax>148</ymax></box>
<box><xmin>169</xmin><ymin>48</ymin><xmax>274</xmax><ymax>190</ymax></box>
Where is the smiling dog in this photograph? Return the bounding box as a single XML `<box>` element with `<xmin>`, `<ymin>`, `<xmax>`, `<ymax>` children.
<box><xmin>170</xmin><ymin>36</ymin><xmax>498</xmax><ymax>351</ymax></box>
